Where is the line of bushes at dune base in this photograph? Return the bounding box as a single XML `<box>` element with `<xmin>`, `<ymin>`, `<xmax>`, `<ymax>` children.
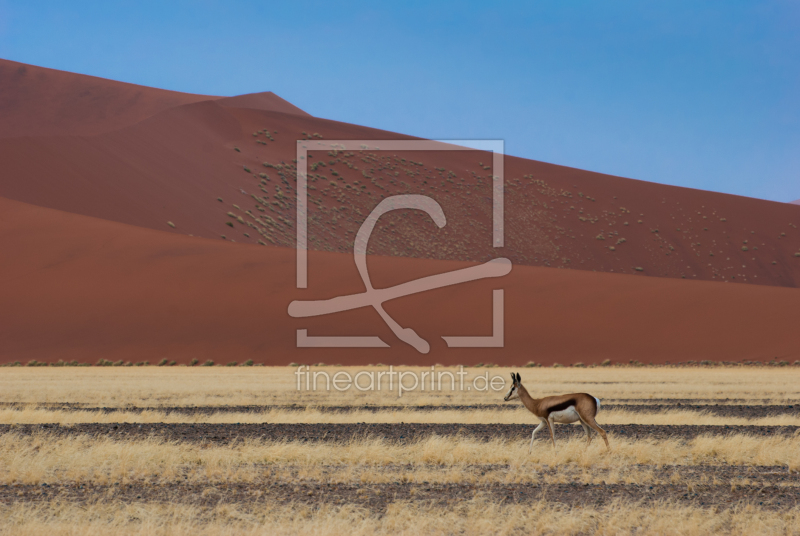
<box><xmin>2</xmin><ymin>358</ymin><xmax>799</xmax><ymax>368</ymax></box>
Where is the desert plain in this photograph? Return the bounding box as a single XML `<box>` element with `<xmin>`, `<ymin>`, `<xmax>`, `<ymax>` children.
<box><xmin>0</xmin><ymin>365</ymin><xmax>799</xmax><ymax>535</ymax></box>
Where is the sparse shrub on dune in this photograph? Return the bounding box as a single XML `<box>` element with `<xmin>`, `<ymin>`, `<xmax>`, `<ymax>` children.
<box><xmin>225</xmin><ymin>221</ymin><xmax>234</xmax><ymax>227</ymax></box>
<box><xmin>190</xmin><ymin>359</ymin><xmax>199</xmax><ymax>366</ymax></box>
<box><xmin>226</xmin><ymin>362</ymin><xmax>238</xmax><ymax>367</ymax></box>
<box><xmin>157</xmin><ymin>359</ymin><xmax>168</xmax><ymax>367</ymax></box>
<box><xmin>202</xmin><ymin>360</ymin><xmax>214</xmax><ymax>367</ymax></box>
<box><xmin>242</xmin><ymin>360</ymin><xmax>254</xmax><ymax>366</ymax></box>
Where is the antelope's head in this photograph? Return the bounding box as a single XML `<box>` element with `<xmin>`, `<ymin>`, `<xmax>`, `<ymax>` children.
<box><xmin>504</xmin><ymin>372</ymin><xmax>522</xmax><ymax>401</ymax></box>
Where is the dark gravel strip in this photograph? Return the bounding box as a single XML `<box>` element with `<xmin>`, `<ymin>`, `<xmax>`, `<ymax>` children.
<box><xmin>1</xmin><ymin>403</ymin><xmax>798</xmax><ymax>418</ymax></box>
<box><xmin>1</xmin><ymin>481</ymin><xmax>798</xmax><ymax>512</ymax></box>
<box><xmin>607</xmin><ymin>404</ymin><xmax>799</xmax><ymax>418</ymax></box>
<box><xmin>3</xmin><ymin>423</ymin><xmax>798</xmax><ymax>444</ymax></box>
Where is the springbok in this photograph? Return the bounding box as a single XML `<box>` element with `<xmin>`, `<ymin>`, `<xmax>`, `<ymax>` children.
<box><xmin>504</xmin><ymin>372</ymin><xmax>609</xmax><ymax>452</ymax></box>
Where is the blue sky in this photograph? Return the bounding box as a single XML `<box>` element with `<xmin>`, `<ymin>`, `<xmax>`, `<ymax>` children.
<box><xmin>0</xmin><ymin>1</ymin><xmax>798</xmax><ymax>202</ymax></box>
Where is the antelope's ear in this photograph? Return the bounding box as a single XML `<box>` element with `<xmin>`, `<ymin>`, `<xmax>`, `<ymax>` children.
<box><xmin>510</xmin><ymin>372</ymin><xmax>515</xmax><ymax>382</ymax></box>
<box><xmin>515</xmin><ymin>372</ymin><xmax>521</xmax><ymax>383</ymax></box>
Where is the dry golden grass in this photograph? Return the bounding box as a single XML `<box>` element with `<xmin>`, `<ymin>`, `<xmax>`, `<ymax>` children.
<box><xmin>0</xmin><ymin>366</ymin><xmax>799</xmax><ymax>407</ymax></box>
<box><xmin>1</xmin><ymin>406</ymin><xmax>799</xmax><ymax>426</ymax></box>
<box><xmin>2</xmin><ymin>432</ymin><xmax>799</xmax><ymax>486</ymax></box>
<box><xmin>3</xmin><ymin>367</ymin><xmax>799</xmax><ymax>535</ymax></box>
<box><xmin>1</xmin><ymin>496</ymin><xmax>799</xmax><ymax>536</ymax></box>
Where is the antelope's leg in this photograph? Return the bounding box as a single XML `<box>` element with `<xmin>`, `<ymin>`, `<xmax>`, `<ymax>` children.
<box><xmin>529</xmin><ymin>421</ymin><xmax>546</xmax><ymax>454</ymax></box>
<box><xmin>584</xmin><ymin>415</ymin><xmax>610</xmax><ymax>450</ymax></box>
<box><xmin>546</xmin><ymin>417</ymin><xmax>556</xmax><ymax>451</ymax></box>
<box><xmin>579</xmin><ymin>419</ymin><xmax>592</xmax><ymax>445</ymax></box>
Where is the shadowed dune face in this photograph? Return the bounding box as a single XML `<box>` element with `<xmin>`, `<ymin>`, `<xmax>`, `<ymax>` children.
<box><xmin>1</xmin><ymin>196</ymin><xmax>798</xmax><ymax>365</ymax></box>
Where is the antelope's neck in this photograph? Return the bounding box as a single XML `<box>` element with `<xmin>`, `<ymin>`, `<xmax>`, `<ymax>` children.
<box><xmin>517</xmin><ymin>385</ymin><xmax>539</xmax><ymax>414</ymax></box>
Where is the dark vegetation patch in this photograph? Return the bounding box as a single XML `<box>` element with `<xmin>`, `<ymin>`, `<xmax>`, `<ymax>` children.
<box><xmin>2</xmin><ymin>423</ymin><xmax>798</xmax><ymax>444</ymax></box>
<box><xmin>2</xmin><ymin>477</ymin><xmax>798</xmax><ymax>513</ymax></box>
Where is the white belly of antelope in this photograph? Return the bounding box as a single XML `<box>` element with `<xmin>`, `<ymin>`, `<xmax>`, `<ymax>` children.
<box><xmin>549</xmin><ymin>406</ymin><xmax>580</xmax><ymax>424</ymax></box>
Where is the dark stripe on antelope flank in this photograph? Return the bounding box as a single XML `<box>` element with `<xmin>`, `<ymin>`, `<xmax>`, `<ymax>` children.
<box><xmin>546</xmin><ymin>399</ymin><xmax>577</xmax><ymax>414</ymax></box>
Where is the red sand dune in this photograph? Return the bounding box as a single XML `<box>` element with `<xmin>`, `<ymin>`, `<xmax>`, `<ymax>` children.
<box><xmin>216</xmin><ymin>92</ymin><xmax>310</xmax><ymax>116</ymax></box>
<box><xmin>1</xmin><ymin>59</ymin><xmax>799</xmax><ymax>365</ymax></box>
<box><xmin>0</xmin><ymin>57</ymin><xmax>309</xmax><ymax>140</ymax></box>
<box><xmin>0</xmin><ymin>58</ymin><xmax>219</xmax><ymax>138</ymax></box>
<box><xmin>791</xmin><ymin>199</ymin><xmax>800</xmax><ymax>205</ymax></box>
<box><xmin>1</xmin><ymin>195</ymin><xmax>798</xmax><ymax>365</ymax></box>
<box><xmin>2</xmin><ymin>59</ymin><xmax>799</xmax><ymax>288</ymax></box>
<box><xmin>0</xmin><ymin>96</ymin><xmax>798</xmax><ymax>287</ymax></box>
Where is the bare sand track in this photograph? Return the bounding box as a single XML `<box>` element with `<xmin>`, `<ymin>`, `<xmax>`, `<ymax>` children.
<box><xmin>2</xmin><ymin>403</ymin><xmax>798</xmax><ymax>419</ymax></box>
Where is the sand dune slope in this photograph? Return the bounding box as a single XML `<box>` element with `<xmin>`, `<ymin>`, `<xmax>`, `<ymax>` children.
<box><xmin>0</xmin><ymin>97</ymin><xmax>798</xmax><ymax>287</ymax></box>
<box><xmin>1</xmin><ymin>196</ymin><xmax>797</xmax><ymax>365</ymax></box>
<box><xmin>0</xmin><ymin>58</ymin><xmax>219</xmax><ymax>138</ymax></box>
<box><xmin>217</xmin><ymin>92</ymin><xmax>311</xmax><ymax>116</ymax></box>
